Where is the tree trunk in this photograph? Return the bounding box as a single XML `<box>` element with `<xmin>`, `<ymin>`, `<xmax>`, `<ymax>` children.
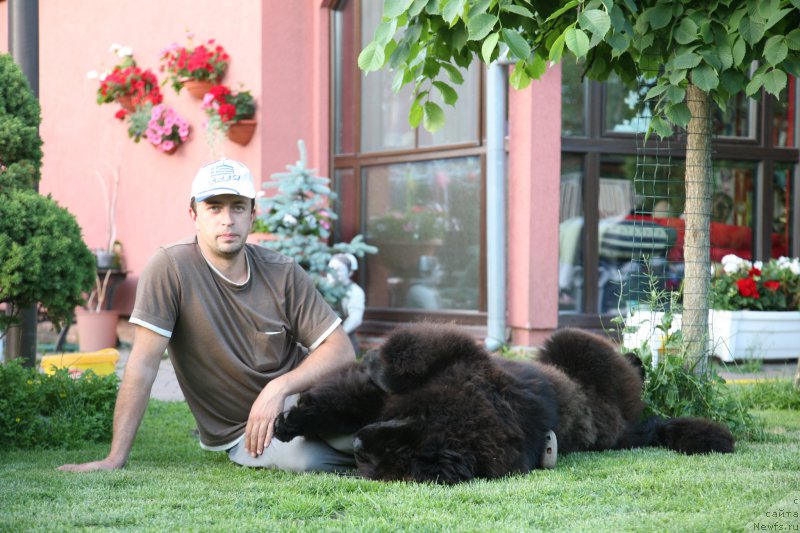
<box><xmin>682</xmin><ymin>84</ymin><xmax>713</xmax><ymax>374</ymax></box>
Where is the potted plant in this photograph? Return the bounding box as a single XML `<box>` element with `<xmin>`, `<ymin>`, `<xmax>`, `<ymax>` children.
<box><xmin>159</xmin><ymin>33</ymin><xmax>229</xmax><ymax>98</ymax></box>
<box><xmin>624</xmin><ymin>255</ymin><xmax>800</xmax><ymax>363</ymax></box>
<box><xmin>125</xmin><ymin>103</ymin><xmax>191</xmax><ymax>155</ymax></box>
<box><xmin>707</xmin><ymin>254</ymin><xmax>800</xmax><ymax>361</ymax></box>
<box><xmin>89</xmin><ymin>44</ymin><xmax>162</xmax><ymax>112</ymax></box>
<box><xmin>202</xmin><ymin>84</ymin><xmax>257</xmax><ymax>147</ymax></box>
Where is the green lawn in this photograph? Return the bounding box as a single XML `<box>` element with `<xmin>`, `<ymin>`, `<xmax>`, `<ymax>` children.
<box><xmin>1</xmin><ymin>401</ymin><xmax>798</xmax><ymax>532</ymax></box>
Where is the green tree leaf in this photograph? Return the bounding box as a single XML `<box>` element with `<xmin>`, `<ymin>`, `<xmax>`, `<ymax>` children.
<box><xmin>374</xmin><ymin>19</ymin><xmax>398</xmax><ymax>46</ymax></box>
<box><xmin>739</xmin><ymin>14</ymin><xmax>766</xmax><ymax>46</ymax></box>
<box><xmin>763</xmin><ymin>68</ymin><xmax>788</xmax><ymax>96</ymax></box>
<box><xmin>502</xmin><ymin>4</ymin><xmax>534</xmax><ymax>18</ymax></box>
<box><xmin>525</xmin><ymin>52</ymin><xmax>548</xmax><ymax>79</ymax></box>
<box><xmin>433</xmin><ymin>81</ymin><xmax>459</xmax><ymax>106</ymax></box>
<box><xmin>675</xmin><ymin>17</ymin><xmax>698</xmax><ymax>45</ymax></box>
<box><xmin>467</xmin><ymin>13</ymin><xmax>498</xmax><ymax>41</ymax></box>
<box><xmin>509</xmin><ymin>62</ymin><xmax>533</xmax><ymax>89</ymax></box>
<box><xmin>647</xmin><ymin>4</ymin><xmax>673</xmax><ymax>30</ymax></box>
<box><xmin>482</xmin><ymin>32</ymin><xmax>500</xmax><ymax>64</ymax></box>
<box><xmin>549</xmin><ymin>31</ymin><xmax>567</xmax><ymax>63</ymax></box>
<box><xmin>764</xmin><ymin>35</ymin><xmax>788</xmax><ymax>66</ymax></box>
<box><xmin>383</xmin><ymin>0</ymin><xmax>414</xmax><ymax>19</ymax></box>
<box><xmin>579</xmin><ymin>9</ymin><xmax>611</xmax><ymax>40</ymax></box>
<box><xmin>442</xmin><ymin>0</ymin><xmax>467</xmax><ymax>26</ymax></box>
<box><xmin>666</xmin><ymin>102</ymin><xmax>691</xmax><ymax>127</ymax></box>
<box><xmin>502</xmin><ymin>28</ymin><xmax>532</xmax><ymax>60</ymax></box>
<box><xmin>423</xmin><ymin>101</ymin><xmax>445</xmax><ymax>131</ymax></box>
<box><xmin>409</xmin><ymin>99</ymin><xmax>424</xmax><ymax>127</ymax></box>
<box><xmin>441</xmin><ymin>62</ymin><xmax>465</xmax><ymax>85</ymax></box>
<box><xmin>358</xmin><ymin>42</ymin><xmax>386</xmax><ymax>72</ymax></box>
<box><xmin>409</xmin><ymin>0</ymin><xmax>428</xmax><ymax>17</ymax></box>
<box><xmin>691</xmin><ymin>64</ymin><xmax>719</xmax><ymax>93</ymax></box>
<box><xmin>787</xmin><ymin>29</ymin><xmax>800</xmax><ymax>51</ymax></box>
<box><xmin>565</xmin><ymin>27</ymin><xmax>591</xmax><ymax>58</ymax></box>
<box><xmin>673</xmin><ymin>52</ymin><xmax>702</xmax><ymax>70</ymax></box>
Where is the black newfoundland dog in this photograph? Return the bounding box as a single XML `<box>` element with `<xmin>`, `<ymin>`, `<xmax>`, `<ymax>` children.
<box><xmin>275</xmin><ymin>323</ymin><xmax>734</xmax><ymax>484</ymax></box>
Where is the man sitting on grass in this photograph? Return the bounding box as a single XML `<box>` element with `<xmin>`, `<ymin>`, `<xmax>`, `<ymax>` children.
<box><xmin>59</xmin><ymin>159</ymin><xmax>356</xmax><ymax>473</ymax></box>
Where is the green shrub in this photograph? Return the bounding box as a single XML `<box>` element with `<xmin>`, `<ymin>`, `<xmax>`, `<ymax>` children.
<box><xmin>0</xmin><ymin>360</ymin><xmax>119</xmax><ymax>449</ymax></box>
<box><xmin>0</xmin><ymin>53</ymin><xmax>42</xmax><ymax>190</ymax></box>
<box><xmin>0</xmin><ymin>189</ymin><xmax>97</xmax><ymax>332</ymax></box>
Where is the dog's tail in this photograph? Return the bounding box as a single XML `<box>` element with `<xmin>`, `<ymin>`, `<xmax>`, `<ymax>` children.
<box><xmin>624</xmin><ymin>415</ymin><xmax>735</xmax><ymax>455</ymax></box>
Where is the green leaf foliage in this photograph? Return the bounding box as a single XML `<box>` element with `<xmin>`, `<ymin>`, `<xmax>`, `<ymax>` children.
<box><xmin>0</xmin><ymin>54</ymin><xmax>42</xmax><ymax>189</ymax></box>
<box><xmin>0</xmin><ymin>189</ymin><xmax>97</xmax><ymax>332</ymax></box>
<box><xmin>360</xmin><ymin>0</ymin><xmax>800</xmax><ymax>134</ymax></box>
<box><xmin>0</xmin><ymin>360</ymin><xmax>119</xmax><ymax>449</ymax></box>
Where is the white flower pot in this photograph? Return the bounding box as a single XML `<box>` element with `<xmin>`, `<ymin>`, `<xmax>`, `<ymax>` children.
<box><xmin>625</xmin><ymin>309</ymin><xmax>800</xmax><ymax>363</ymax></box>
<box><xmin>709</xmin><ymin>310</ymin><xmax>800</xmax><ymax>362</ymax></box>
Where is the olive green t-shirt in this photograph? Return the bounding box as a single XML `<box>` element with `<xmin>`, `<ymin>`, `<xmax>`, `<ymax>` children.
<box><xmin>130</xmin><ymin>237</ymin><xmax>340</xmax><ymax>449</ymax></box>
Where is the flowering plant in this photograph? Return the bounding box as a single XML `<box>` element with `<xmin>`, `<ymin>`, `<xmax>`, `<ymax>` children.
<box><xmin>710</xmin><ymin>254</ymin><xmax>800</xmax><ymax>311</ymax></box>
<box><xmin>202</xmin><ymin>84</ymin><xmax>255</xmax><ymax>125</ymax></box>
<box><xmin>159</xmin><ymin>34</ymin><xmax>229</xmax><ymax>93</ymax></box>
<box><xmin>124</xmin><ymin>103</ymin><xmax>190</xmax><ymax>154</ymax></box>
<box><xmin>89</xmin><ymin>44</ymin><xmax>162</xmax><ymax>108</ymax></box>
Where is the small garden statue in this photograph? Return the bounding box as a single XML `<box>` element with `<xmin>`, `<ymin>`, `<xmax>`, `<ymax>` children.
<box><xmin>327</xmin><ymin>253</ymin><xmax>365</xmax><ymax>353</ymax></box>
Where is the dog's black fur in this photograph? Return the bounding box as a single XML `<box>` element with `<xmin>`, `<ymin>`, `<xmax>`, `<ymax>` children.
<box><xmin>275</xmin><ymin>324</ymin><xmax>734</xmax><ymax>483</ymax></box>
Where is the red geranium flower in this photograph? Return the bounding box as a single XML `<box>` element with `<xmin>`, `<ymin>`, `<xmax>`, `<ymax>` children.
<box><xmin>736</xmin><ymin>277</ymin><xmax>760</xmax><ymax>299</ymax></box>
<box><xmin>763</xmin><ymin>280</ymin><xmax>781</xmax><ymax>291</ymax></box>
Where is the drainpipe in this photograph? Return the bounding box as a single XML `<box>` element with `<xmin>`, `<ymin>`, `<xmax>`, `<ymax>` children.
<box><xmin>6</xmin><ymin>0</ymin><xmax>39</xmax><ymax>367</ymax></box>
<box><xmin>484</xmin><ymin>59</ymin><xmax>507</xmax><ymax>352</ymax></box>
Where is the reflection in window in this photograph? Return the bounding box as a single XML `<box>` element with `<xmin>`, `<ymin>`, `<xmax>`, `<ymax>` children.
<box><xmin>772</xmin><ymin>162</ymin><xmax>795</xmax><ymax>258</ymax></box>
<box><xmin>773</xmin><ymin>76</ymin><xmax>797</xmax><ymax>147</ymax></box>
<box><xmin>558</xmin><ymin>155</ymin><xmax>584</xmax><ymax>312</ymax></box>
<box><xmin>364</xmin><ymin>158</ymin><xmax>481</xmax><ymax>311</ymax></box>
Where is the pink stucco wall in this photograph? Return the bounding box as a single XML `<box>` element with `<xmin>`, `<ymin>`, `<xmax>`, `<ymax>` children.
<box><xmin>36</xmin><ymin>1</ymin><xmax>330</xmax><ymax>314</ymax></box>
<box><xmin>0</xmin><ymin>1</ymin><xmax>7</xmax><ymax>53</ymax></box>
<box><xmin>507</xmin><ymin>65</ymin><xmax>562</xmax><ymax>345</ymax></box>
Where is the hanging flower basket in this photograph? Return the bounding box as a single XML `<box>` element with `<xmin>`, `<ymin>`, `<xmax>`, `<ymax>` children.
<box><xmin>181</xmin><ymin>78</ymin><xmax>215</xmax><ymax>99</ymax></box>
<box><xmin>226</xmin><ymin>119</ymin><xmax>257</xmax><ymax>146</ymax></box>
<box><xmin>116</xmin><ymin>95</ymin><xmax>135</xmax><ymax>112</ymax></box>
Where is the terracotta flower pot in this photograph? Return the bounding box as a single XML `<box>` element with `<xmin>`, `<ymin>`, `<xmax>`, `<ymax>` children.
<box><xmin>116</xmin><ymin>95</ymin><xmax>135</xmax><ymax>111</ymax></box>
<box><xmin>181</xmin><ymin>78</ymin><xmax>215</xmax><ymax>99</ymax></box>
<box><xmin>76</xmin><ymin>309</ymin><xmax>120</xmax><ymax>352</ymax></box>
<box><xmin>227</xmin><ymin>119</ymin><xmax>257</xmax><ymax>146</ymax></box>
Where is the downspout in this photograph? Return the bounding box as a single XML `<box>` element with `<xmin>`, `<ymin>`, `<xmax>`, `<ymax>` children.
<box><xmin>484</xmin><ymin>60</ymin><xmax>507</xmax><ymax>352</ymax></box>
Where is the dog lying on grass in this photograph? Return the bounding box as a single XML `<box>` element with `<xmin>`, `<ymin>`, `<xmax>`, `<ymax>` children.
<box><xmin>275</xmin><ymin>324</ymin><xmax>734</xmax><ymax>484</ymax></box>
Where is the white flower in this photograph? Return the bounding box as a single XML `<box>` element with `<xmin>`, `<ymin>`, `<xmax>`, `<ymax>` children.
<box><xmin>754</xmin><ymin>260</ymin><xmax>763</xmax><ymax>270</ymax></box>
<box><xmin>109</xmin><ymin>43</ymin><xmax>121</xmax><ymax>53</ymax></box>
<box><xmin>721</xmin><ymin>254</ymin><xmax>749</xmax><ymax>274</ymax></box>
<box><xmin>117</xmin><ymin>46</ymin><xmax>133</xmax><ymax>58</ymax></box>
<box><xmin>282</xmin><ymin>214</ymin><xmax>297</xmax><ymax>226</ymax></box>
<box><xmin>86</xmin><ymin>70</ymin><xmax>99</xmax><ymax>80</ymax></box>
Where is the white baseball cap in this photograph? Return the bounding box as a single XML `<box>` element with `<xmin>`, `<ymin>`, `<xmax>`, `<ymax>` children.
<box><xmin>191</xmin><ymin>159</ymin><xmax>256</xmax><ymax>202</ymax></box>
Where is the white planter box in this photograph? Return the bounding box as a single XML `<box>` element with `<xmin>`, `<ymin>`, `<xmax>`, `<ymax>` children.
<box><xmin>710</xmin><ymin>310</ymin><xmax>800</xmax><ymax>362</ymax></box>
<box><xmin>624</xmin><ymin>310</ymin><xmax>800</xmax><ymax>363</ymax></box>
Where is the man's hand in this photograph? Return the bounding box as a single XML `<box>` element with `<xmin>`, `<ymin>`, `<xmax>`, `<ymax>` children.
<box><xmin>244</xmin><ymin>378</ymin><xmax>289</xmax><ymax>457</ymax></box>
<box><xmin>58</xmin><ymin>457</ymin><xmax>123</xmax><ymax>473</ymax></box>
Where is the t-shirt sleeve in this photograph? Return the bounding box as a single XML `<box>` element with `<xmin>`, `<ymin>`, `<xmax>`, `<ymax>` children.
<box><xmin>285</xmin><ymin>262</ymin><xmax>340</xmax><ymax>350</ymax></box>
<box><xmin>129</xmin><ymin>248</ymin><xmax>180</xmax><ymax>337</ymax></box>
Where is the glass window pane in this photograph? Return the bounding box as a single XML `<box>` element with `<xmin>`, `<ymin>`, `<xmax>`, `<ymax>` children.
<box><xmin>773</xmin><ymin>76</ymin><xmax>797</xmax><ymax>147</ymax></box>
<box><xmin>360</xmin><ymin>2</ymin><xmax>414</xmax><ymax>152</ymax></box>
<box><xmin>604</xmin><ymin>75</ymin><xmax>658</xmax><ymax>134</ymax></box>
<box><xmin>332</xmin><ymin>2</ymin><xmax>356</xmax><ymax>154</ymax></box>
<box><xmin>561</xmin><ymin>60</ymin><xmax>587</xmax><ymax>137</ymax></box>
<box><xmin>418</xmin><ymin>62</ymin><xmax>480</xmax><ymax>147</ymax></box>
<box><xmin>713</xmin><ymin>92</ymin><xmax>753</xmax><ymax>138</ymax></box>
<box><xmin>772</xmin><ymin>162</ymin><xmax>794</xmax><ymax>258</ymax></box>
<box><xmin>363</xmin><ymin>158</ymin><xmax>482</xmax><ymax>311</ymax></box>
<box><xmin>559</xmin><ymin>154</ymin><xmax>584</xmax><ymax>312</ymax></box>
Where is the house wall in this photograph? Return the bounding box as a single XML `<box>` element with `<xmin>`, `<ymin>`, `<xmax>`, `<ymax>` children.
<box><xmin>36</xmin><ymin>0</ymin><xmax>330</xmax><ymax>314</ymax></box>
<box><xmin>0</xmin><ymin>1</ymin><xmax>8</xmax><ymax>53</ymax></box>
<box><xmin>507</xmin><ymin>66</ymin><xmax>562</xmax><ymax>345</ymax></box>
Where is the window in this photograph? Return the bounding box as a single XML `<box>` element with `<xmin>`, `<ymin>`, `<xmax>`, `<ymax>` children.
<box><xmin>331</xmin><ymin>1</ymin><xmax>486</xmax><ymax>325</ymax></box>
<box><xmin>559</xmin><ymin>62</ymin><xmax>799</xmax><ymax>324</ymax></box>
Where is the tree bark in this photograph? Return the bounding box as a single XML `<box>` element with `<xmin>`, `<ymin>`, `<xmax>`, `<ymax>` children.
<box><xmin>683</xmin><ymin>84</ymin><xmax>713</xmax><ymax>373</ymax></box>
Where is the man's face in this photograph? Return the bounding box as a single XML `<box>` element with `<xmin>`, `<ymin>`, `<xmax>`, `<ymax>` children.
<box><xmin>190</xmin><ymin>194</ymin><xmax>254</xmax><ymax>258</ymax></box>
